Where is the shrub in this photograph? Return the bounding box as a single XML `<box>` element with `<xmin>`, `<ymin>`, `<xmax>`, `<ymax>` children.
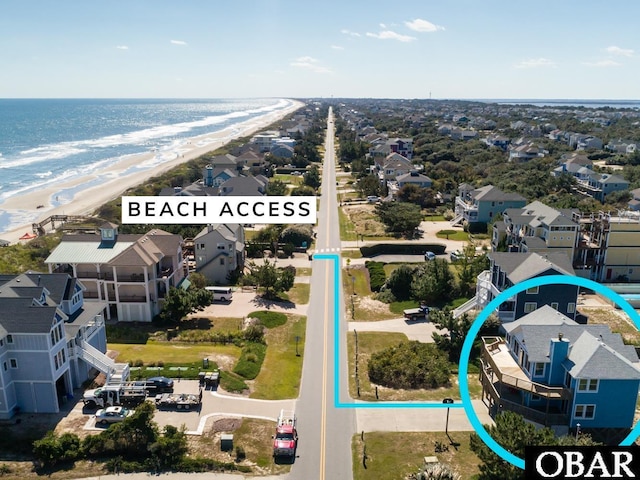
<box><xmin>365</xmin><ymin>261</ymin><xmax>386</xmax><ymax>292</ymax></box>
<box><xmin>368</xmin><ymin>341</ymin><xmax>451</xmax><ymax>389</ymax></box>
<box><xmin>235</xmin><ymin>445</ymin><xmax>246</xmax><ymax>462</ymax></box>
<box><xmin>375</xmin><ymin>289</ymin><xmax>396</xmax><ymax>304</ymax></box>
<box><xmin>360</xmin><ymin>243</ymin><xmax>446</xmax><ymax>257</ymax></box>
<box><xmin>248</xmin><ymin>311</ymin><xmax>287</xmax><ymax>329</ymax></box>
<box><xmin>233</xmin><ymin>343</ymin><xmax>267</xmax><ymax>379</ymax></box>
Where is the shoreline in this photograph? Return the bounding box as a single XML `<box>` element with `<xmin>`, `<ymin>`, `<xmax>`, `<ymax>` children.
<box><xmin>0</xmin><ymin>100</ymin><xmax>305</xmax><ymax>244</ymax></box>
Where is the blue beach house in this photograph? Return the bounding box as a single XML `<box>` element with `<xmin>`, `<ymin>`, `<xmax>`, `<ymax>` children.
<box><xmin>480</xmin><ymin>305</ymin><xmax>640</xmax><ymax>432</ymax></box>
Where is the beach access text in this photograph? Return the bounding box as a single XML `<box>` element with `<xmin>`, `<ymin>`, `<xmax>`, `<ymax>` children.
<box><xmin>121</xmin><ymin>196</ymin><xmax>316</xmax><ymax>224</ymax></box>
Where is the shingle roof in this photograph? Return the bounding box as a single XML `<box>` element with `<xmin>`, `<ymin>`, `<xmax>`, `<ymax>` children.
<box><xmin>0</xmin><ymin>298</ymin><xmax>59</xmax><ymax>334</ymax></box>
<box><xmin>489</xmin><ymin>251</ymin><xmax>575</xmax><ymax>283</ymax></box>
<box><xmin>472</xmin><ymin>185</ymin><xmax>526</xmax><ymax>203</ymax></box>
<box><xmin>504</xmin><ymin>306</ymin><xmax>640</xmax><ymax>379</ymax></box>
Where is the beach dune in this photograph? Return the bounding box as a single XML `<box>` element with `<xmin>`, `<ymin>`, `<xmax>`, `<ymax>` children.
<box><xmin>0</xmin><ymin>100</ymin><xmax>304</xmax><ymax>245</ymax></box>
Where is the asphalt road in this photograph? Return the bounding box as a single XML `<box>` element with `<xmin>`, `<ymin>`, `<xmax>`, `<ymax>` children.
<box><xmin>291</xmin><ymin>110</ymin><xmax>356</xmax><ymax>480</ymax></box>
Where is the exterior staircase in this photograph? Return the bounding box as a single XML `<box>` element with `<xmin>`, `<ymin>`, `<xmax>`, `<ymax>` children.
<box><xmin>77</xmin><ymin>340</ymin><xmax>130</xmax><ymax>385</ymax></box>
<box><xmin>450</xmin><ymin>214</ymin><xmax>464</xmax><ymax>226</ymax></box>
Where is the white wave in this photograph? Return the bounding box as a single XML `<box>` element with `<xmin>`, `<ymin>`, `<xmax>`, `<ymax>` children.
<box><xmin>34</xmin><ymin>170</ymin><xmax>53</xmax><ymax>178</ymax></box>
<box><xmin>2</xmin><ymin>146</ymin><xmax>87</xmax><ymax>169</ymax></box>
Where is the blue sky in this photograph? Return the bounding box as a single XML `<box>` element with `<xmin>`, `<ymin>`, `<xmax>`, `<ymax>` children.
<box><xmin>1</xmin><ymin>0</ymin><xmax>639</xmax><ymax>99</ymax></box>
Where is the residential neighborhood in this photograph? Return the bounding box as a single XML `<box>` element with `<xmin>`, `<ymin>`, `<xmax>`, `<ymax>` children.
<box><xmin>3</xmin><ymin>98</ymin><xmax>640</xmax><ymax>479</ymax></box>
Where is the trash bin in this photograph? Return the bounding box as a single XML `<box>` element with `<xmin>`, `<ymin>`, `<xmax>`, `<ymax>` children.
<box><xmin>221</xmin><ymin>433</ymin><xmax>233</xmax><ymax>451</ymax></box>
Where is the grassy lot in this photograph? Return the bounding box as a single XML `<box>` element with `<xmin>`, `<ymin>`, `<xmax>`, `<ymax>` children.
<box><xmin>436</xmin><ymin>229</ymin><xmax>469</xmax><ymax>241</ymax></box>
<box><xmin>352</xmin><ymin>431</ymin><xmax>480</xmax><ymax>480</ymax></box>
<box><xmin>189</xmin><ymin>418</ymin><xmax>290</xmax><ymax>476</ymax></box>
<box><xmin>347</xmin><ymin>331</ymin><xmax>483</xmax><ymax>401</ymax></box>
<box><xmin>343</xmin><ymin>266</ymin><xmax>398</xmax><ymax>321</ymax></box>
<box><xmin>341</xmin><ymin>249</ymin><xmax>363</xmax><ymax>259</ymax></box>
<box><xmin>343</xmin><ymin>266</ymin><xmax>371</xmax><ymax>297</ymax></box>
<box><xmin>251</xmin><ymin>315</ymin><xmax>306</xmax><ymax>399</ymax></box>
<box><xmin>285</xmin><ymin>283</ymin><xmax>310</xmax><ymax>304</ymax></box>
<box><xmin>339</xmin><ymin>206</ymin><xmax>357</xmax><ymax>241</ymax></box>
<box><xmin>582</xmin><ymin>307</ymin><xmax>640</xmax><ymax>345</ymax></box>
<box><xmin>423</xmin><ymin>214</ymin><xmax>446</xmax><ymax>222</ymax></box>
<box><xmin>295</xmin><ymin>267</ymin><xmax>313</xmax><ymax>276</ymax></box>
<box><xmin>274</xmin><ymin>173</ymin><xmax>303</xmax><ymax>186</ymax></box>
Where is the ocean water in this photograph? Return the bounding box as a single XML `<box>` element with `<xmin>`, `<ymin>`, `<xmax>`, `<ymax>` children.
<box><xmin>0</xmin><ymin>98</ymin><xmax>293</xmax><ymax>232</ymax></box>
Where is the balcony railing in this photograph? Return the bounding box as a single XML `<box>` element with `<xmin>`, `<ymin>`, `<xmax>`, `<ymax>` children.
<box><xmin>481</xmin><ymin>338</ymin><xmax>571</xmax><ymax>400</ymax></box>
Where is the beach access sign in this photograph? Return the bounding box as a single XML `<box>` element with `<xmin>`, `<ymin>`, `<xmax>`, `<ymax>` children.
<box><xmin>121</xmin><ymin>196</ymin><xmax>316</xmax><ymax>224</ymax></box>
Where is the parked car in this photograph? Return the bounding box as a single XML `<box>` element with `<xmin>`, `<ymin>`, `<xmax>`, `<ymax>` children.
<box><xmin>146</xmin><ymin>376</ymin><xmax>174</xmax><ymax>393</ymax></box>
<box><xmin>95</xmin><ymin>406</ymin><xmax>132</xmax><ymax>425</ymax></box>
<box><xmin>450</xmin><ymin>250</ymin><xmax>464</xmax><ymax>261</ymax></box>
<box><xmin>424</xmin><ymin>251</ymin><xmax>436</xmax><ymax>261</ymax></box>
<box><xmin>367</xmin><ymin>195</ymin><xmax>380</xmax><ymax>203</ymax></box>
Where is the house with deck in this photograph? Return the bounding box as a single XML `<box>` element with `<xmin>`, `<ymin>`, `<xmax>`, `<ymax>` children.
<box><xmin>480</xmin><ymin>306</ymin><xmax>640</xmax><ymax>432</ymax></box>
<box><xmin>452</xmin><ymin>184</ymin><xmax>527</xmax><ymax>226</ymax></box>
<box><xmin>194</xmin><ymin>224</ymin><xmax>245</xmax><ymax>285</ymax></box>
<box><xmin>45</xmin><ymin>224</ymin><xmax>184</xmax><ymax>322</ymax></box>
<box><xmin>0</xmin><ymin>273</ymin><xmax>116</xmax><ymax>418</ymax></box>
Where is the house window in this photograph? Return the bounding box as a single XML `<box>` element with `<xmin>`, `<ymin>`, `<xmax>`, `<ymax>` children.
<box><xmin>0</xmin><ymin>338</ymin><xmax>3</xmax><ymax>347</ymax></box>
<box><xmin>6</xmin><ymin>335</ymin><xmax>12</xmax><ymax>344</ymax></box>
<box><xmin>9</xmin><ymin>359</ymin><xmax>17</xmax><ymax>369</ymax></box>
<box><xmin>534</xmin><ymin>363</ymin><xmax>545</xmax><ymax>377</ymax></box>
<box><xmin>531</xmin><ymin>394</ymin><xmax>541</xmax><ymax>401</ymax></box>
<box><xmin>524</xmin><ymin>302</ymin><xmax>537</xmax><ymax>313</ymax></box>
<box><xmin>220</xmin><ymin>258</ymin><xmax>225</xmax><ymax>265</ymax></box>
<box><xmin>567</xmin><ymin>303</ymin><xmax>576</xmax><ymax>313</ymax></box>
<box><xmin>526</xmin><ymin>286</ymin><xmax>539</xmax><ymax>294</ymax></box>
<box><xmin>578</xmin><ymin>379</ymin><xmax>599</xmax><ymax>392</ymax></box>
<box><xmin>2</xmin><ymin>362</ymin><xmax>6</xmax><ymax>371</ymax></box>
<box><xmin>551</xmin><ymin>302</ymin><xmax>559</xmax><ymax>310</ymax></box>
<box><xmin>574</xmin><ymin>404</ymin><xmax>595</xmax><ymax>419</ymax></box>
<box><xmin>217</xmin><ymin>243</ymin><xmax>225</xmax><ymax>250</ymax></box>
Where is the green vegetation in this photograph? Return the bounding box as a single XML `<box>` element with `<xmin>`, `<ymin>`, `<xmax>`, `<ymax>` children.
<box><xmin>375</xmin><ymin>202</ymin><xmax>423</xmax><ymax>235</ymax></box>
<box><xmin>233</xmin><ymin>343</ymin><xmax>267</xmax><ymax>379</ymax></box>
<box><xmin>247</xmin><ymin>311</ymin><xmax>287</xmax><ymax>329</ymax></box>
<box><xmin>0</xmin><ymin>233</ymin><xmax>63</xmax><ymax>273</ymax></box>
<box><xmin>339</xmin><ymin>206</ymin><xmax>358</xmax><ymax>241</ymax></box>
<box><xmin>251</xmin><ymin>315</ymin><xmax>306</xmax><ymax>399</ymax></box>
<box><xmin>352</xmin><ymin>431</ymin><xmax>480</xmax><ymax>480</ymax></box>
<box><xmin>368</xmin><ymin>342</ymin><xmax>451</xmax><ymax>389</ymax></box>
<box><xmin>436</xmin><ymin>229</ymin><xmax>469</xmax><ymax>241</ymax></box>
<box><xmin>364</xmin><ymin>261</ymin><xmax>386</xmax><ymax>292</ymax></box>
<box><xmin>159</xmin><ymin>287</ymin><xmax>213</xmax><ymax>323</ymax></box>
<box><xmin>32</xmin><ymin>403</ymin><xmax>251</xmax><ymax>475</ymax></box>
<box><xmin>285</xmin><ymin>283</ymin><xmax>310</xmax><ymax>304</ymax></box>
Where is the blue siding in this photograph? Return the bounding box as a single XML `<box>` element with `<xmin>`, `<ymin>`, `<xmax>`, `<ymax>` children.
<box><xmin>571</xmin><ymin>379</ymin><xmax>639</xmax><ymax>428</ymax></box>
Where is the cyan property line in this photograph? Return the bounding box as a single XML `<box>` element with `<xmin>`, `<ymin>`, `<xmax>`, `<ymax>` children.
<box><xmin>313</xmin><ymin>252</ymin><xmax>463</xmax><ymax>410</ymax></box>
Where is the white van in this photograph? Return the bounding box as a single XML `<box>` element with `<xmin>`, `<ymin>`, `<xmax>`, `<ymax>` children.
<box><xmin>205</xmin><ymin>286</ymin><xmax>233</xmax><ymax>302</ymax></box>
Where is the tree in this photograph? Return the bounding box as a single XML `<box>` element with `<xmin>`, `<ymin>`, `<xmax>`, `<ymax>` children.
<box><xmin>188</xmin><ymin>272</ymin><xmax>207</xmax><ymax>289</ymax></box>
<box><xmin>303</xmin><ymin>165</ymin><xmax>321</xmax><ymax>189</ymax></box>
<box><xmin>470</xmin><ymin>411</ymin><xmax>556</xmax><ymax>480</ymax></box>
<box><xmin>411</xmin><ymin>259</ymin><xmax>455</xmax><ymax>305</ymax></box>
<box><xmin>397</xmin><ymin>184</ymin><xmax>438</xmax><ymax>208</ymax></box>
<box><xmin>356</xmin><ymin>175</ymin><xmax>383</xmax><ymax>198</ymax></box>
<box><xmin>250</xmin><ymin>260</ymin><xmax>295</xmax><ymax>299</ymax></box>
<box><xmin>159</xmin><ymin>287</ymin><xmax>212</xmax><ymax>323</ymax></box>
<box><xmin>384</xmin><ymin>264</ymin><xmax>415</xmax><ymax>301</ymax></box>
<box><xmin>376</xmin><ymin>202</ymin><xmax>423</xmax><ymax>235</ymax></box>
<box><xmin>266</xmin><ymin>179</ymin><xmax>287</xmax><ymax>196</ymax></box>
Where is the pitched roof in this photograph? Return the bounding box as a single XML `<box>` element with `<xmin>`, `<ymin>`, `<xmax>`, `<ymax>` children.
<box><xmin>504</xmin><ymin>306</ymin><xmax>640</xmax><ymax>379</ymax></box>
<box><xmin>472</xmin><ymin>185</ymin><xmax>526</xmax><ymax>203</ymax></box>
<box><xmin>489</xmin><ymin>251</ymin><xmax>575</xmax><ymax>283</ymax></box>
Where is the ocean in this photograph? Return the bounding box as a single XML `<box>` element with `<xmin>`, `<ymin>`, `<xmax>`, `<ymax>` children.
<box><xmin>0</xmin><ymin>98</ymin><xmax>293</xmax><ymax>232</ymax></box>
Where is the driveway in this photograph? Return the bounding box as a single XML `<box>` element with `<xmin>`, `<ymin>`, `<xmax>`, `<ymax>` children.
<box><xmin>348</xmin><ymin>318</ymin><xmax>442</xmax><ymax>343</ymax></box>
<box><xmin>195</xmin><ymin>291</ymin><xmax>308</xmax><ymax>318</ymax></box>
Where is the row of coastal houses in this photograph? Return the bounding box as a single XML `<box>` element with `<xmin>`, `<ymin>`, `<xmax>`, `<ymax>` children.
<box><xmin>450</xmin><ymin>186</ymin><xmax>640</xmax><ymax>436</ymax></box>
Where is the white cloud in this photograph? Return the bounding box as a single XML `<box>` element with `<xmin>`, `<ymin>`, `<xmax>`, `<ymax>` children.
<box><xmin>366</xmin><ymin>30</ymin><xmax>416</xmax><ymax>42</ymax></box>
<box><xmin>341</xmin><ymin>29</ymin><xmax>361</xmax><ymax>37</ymax></box>
<box><xmin>290</xmin><ymin>56</ymin><xmax>331</xmax><ymax>74</ymax></box>
<box><xmin>513</xmin><ymin>58</ymin><xmax>556</xmax><ymax>69</ymax></box>
<box><xmin>116</xmin><ymin>45</ymin><xmax>129</xmax><ymax>50</ymax></box>
<box><xmin>170</xmin><ymin>40</ymin><xmax>188</xmax><ymax>46</ymax></box>
<box><xmin>605</xmin><ymin>45</ymin><xmax>634</xmax><ymax>57</ymax></box>
<box><xmin>331</xmin><ymin>45</ymin><xmax>344</xmax><ymax>50</ymax></box>
<box><xmin>380</xmin><ymin>23</ymin><xmax>387</xmax><ymax>29</ymax></box>
<box><xmin>583</xmin><ymin>59</ymin><xmax>622</xmax><ymax>67</ymax></box>
<box><xmin>405</xmin><ymin>18</ymin><xmax>445</xmax><ymax>32</ymax></box>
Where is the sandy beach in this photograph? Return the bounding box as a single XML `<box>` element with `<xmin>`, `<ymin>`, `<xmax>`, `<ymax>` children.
<box><xmin>0</xmin><ymin>100</ymin><xmax>305</xmax><ymax>244</ymax></box>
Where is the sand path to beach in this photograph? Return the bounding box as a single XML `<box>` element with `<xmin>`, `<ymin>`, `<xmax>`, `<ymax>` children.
<box><xmin>0</xmin><ymin>100</ymin><xmax>304</xmax><ymax>244</ymax></box>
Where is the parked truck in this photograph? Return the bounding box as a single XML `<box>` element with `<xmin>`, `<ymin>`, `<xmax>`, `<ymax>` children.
<box><xmin>403</xmin><ymin>304</ymin><xmax>430</xmax><ymax>321</ymax></box>
<box><xmin>155</xmin><ymin>392</ymin><xmax>201</xmax><ymax>410</ymax></box>
<box><xmin>273</xmin><ymin>409</ymin><xmax>298</xmax><ymax>458</ymax></box>
<box><xmin>83</xmin><ymin>384</ymin><xmax>147</xmax><ymax>409</ymax></box>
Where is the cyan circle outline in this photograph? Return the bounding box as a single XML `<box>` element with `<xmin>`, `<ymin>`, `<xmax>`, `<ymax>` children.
<box><xmin>459</xmin><ymin>274</ymin><xmax>640</xmax><ymax>470</ymax></box>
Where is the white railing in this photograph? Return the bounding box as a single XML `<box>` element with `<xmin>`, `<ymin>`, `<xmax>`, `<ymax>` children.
<box><xmin>77</xmin><ymin>340</ymin><xmax>129</xmax><ymax>384</ymax></box>
<box><xmin>453</xmin><ymin>296</ymin><xmax>478</xmax><ymax>318</ymax></box>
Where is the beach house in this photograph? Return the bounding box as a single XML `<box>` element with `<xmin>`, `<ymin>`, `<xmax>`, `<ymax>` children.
<box><xmin>480</xmin><ymin>306</ymin><xmax>640</xmax><ymax>431</ymax></box>
<box><xmin>45</xmin><ymin>224</ymin><xmax>184</xmax><ymax>322</ymax></box>
<box><xmin>193</xmin><ymin>224</ymin><xmax>245</xmax><ymax>285</ymax></box>
<box><xmin>452</xmin><ymin>184</ymin><xmax>527</xmax><ymax>226</ymax></box>
<box><xmin>0</xmin><ymin>273</ymin><xmax>113</xmax><ymax>418</ymax></box>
